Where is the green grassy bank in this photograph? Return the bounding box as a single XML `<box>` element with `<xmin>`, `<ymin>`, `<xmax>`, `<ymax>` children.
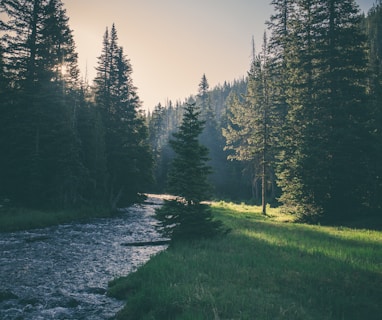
<box><xmin>108</xmin><ymin>202</ymin><xmax>382</xmax><ymax>319</ymax></box>
<box><xmin>0</xmin><ymin>206</ymin><xmax>114</xmax><ymax>232</ymax></box>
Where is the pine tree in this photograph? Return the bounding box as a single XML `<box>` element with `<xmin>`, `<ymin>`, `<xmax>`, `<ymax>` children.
<box><xmin>223</xmin><ymin>35</ymin><xmax>278</xmax><ymax>213</ymax></box>
<box><xmin>167</xmin><ymin>102</ymin><xmax>211</xmax><ymax>202</ymax></box>
<box><xmin>1</xmin><ymin>0</ymin><xmax>84</xmax><ymax>208</ymax></box>
<box><xmin>275</xmin><ymin>0</ymin><xmax>323</xmax><ymax>218</ymax></box>
<box><xmin>38</xmin><ymin>0</ymin><xmax>83</xmax><ymax>207</ymax></box>
<box><xmin>93</xmin><ymin>24</ymin><xmax>152</xmax><ymax>210</ymax></box>
<box><xmin>197</xmin><ymin>74</ymin><xmax>227</xmax><ymax>197</ymax></box>
<box><xmin>364</xmin><ymin>1</ymin><xmax>382</xmax><ymax>212</ymax></box>
<box><xmin>273</xmin><ymin>0</ymin><xmax>370</xmax><ymax>221</ymax></box>
<box><xmin>266</xmin><ymin>0</ymin><xmax>294</xmax><ymax>119</ymax></box>
<box><xmin>149</xmin><ymin>103</ymin><xmax>166</xmax><ymax>152</ymax></box>
<box><xmin>198</xmin><ymin>73</ymin><xmax>212</xmax><ymax>120</ymax></box>
<box><xmin>76</xmin><ymin>85</ymin><xmax>108</xmax><ymax>205</ymax></box>
<box><xmin>0</xmin><ymin>41</ymin><xmax>10</xmax><ymax>202</ymax></box>
<box><xmin>148</xmin><ymin>103</ymin><xmax>171</xmax><ymax>192</ymax></box>
<box><xmin>149</xmin><ymin>79</ymin><xmax>249</xmax><ymax>200</ymax></box>
<box><xmin>0</xmin><ymin>43</ymin><xmax>5</xmax><ymax>90</ymax></box>
<box><xmin>155</xmin><ymin>102</ymin><xmax>224</xmax><ymax>241</ymax></box>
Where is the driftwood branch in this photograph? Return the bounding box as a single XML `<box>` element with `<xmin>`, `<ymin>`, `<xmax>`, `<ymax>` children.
<box><xmin>121</xmin><ymin>240</ymin><xmax>170</xmax><ymax>247</ymax></box>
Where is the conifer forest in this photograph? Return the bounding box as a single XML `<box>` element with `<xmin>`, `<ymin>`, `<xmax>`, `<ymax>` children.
<box><xmin>1</xmin><ymin>0</ymin><xmax>382</xmax><ymax>224</ymax></box>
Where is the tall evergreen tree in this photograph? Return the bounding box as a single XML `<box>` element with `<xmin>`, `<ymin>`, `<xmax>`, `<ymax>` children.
<box><xmin>273</xmin><ymin>0</ymin><xmax>370</xmax><ymax>221</ymax></box>
<box><xmin>0</xmin><ymin>43</ymin><xmax>5</xmax><ymax>89</ymax></box>
<box><xmin>223</xmin><ymin>35</ymin><xmax>277</xmax><ymax>213</ymax></box>
<box><xmin>197</xmin><ymin>74</ymin><xmax>227</xmax><ymax>197</ymax></box>
<box><xmin>198</xmin><ymin>73</ymin><xmax>213</xmax><ymax>120</ymax></box>
<box><xmin>156</xmin><ymin>102</ymin><xmax>224</xmax><ymax>240</ymax></box>
<box><xmin>364</xmin><ymin>1</ymin><xmax>382</xmax><ymax>212</ymax></box>
<box><xmin>147</xmin><ymin>78</ymin><xmax>248</xmax><ymax>200</ymax></box>
<box><xmin>266</xmin><ymin>0</ymin><xmax>295</xmax><ymax>118</ymax></box>
<box><xmin>148</xmin><ymin>103</ymin><xmax>173</xmax><ymax>192</ymax></box>
<box><xmin>1</xmin><ymin>0</ymin><xmax>83</xmax><ymax>208</ymax></box>
<box><xmin>149</xmin><ymin>103</ymin><xmax>166</xmax><ymax>151</ymax></box>
<box><xmin>93</xmin><ymin>24</ymin><xmax>152</xmax><ymax>209</ymax></box>
<box><xmin>0</xmin><ymin>41</ymin><xmax>10</xmax><ymax>203</ymax></box>
<box><xmin>75</xmin><ymin>84</ymin><xmax>108</xmax><ymax>205</ymax></box>
<box><xmin>167</xmin><ymin>102</ymin><xmax>211</xmax><ymax>202</ymax></box>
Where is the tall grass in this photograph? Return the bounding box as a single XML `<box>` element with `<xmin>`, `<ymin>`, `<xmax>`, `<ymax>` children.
<box><xmin>108</xmin><ymin>201</ymin><xmax>382</xmax><ymax>319</ymax></box>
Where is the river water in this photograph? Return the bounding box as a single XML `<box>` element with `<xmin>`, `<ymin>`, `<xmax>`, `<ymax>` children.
<box><xmin>0</xmin><ymin>195</ymin><xmax>167</xmax><ymax>319</ymax></box>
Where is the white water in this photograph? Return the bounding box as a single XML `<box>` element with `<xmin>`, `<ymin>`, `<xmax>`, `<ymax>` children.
<box><xmin>0</xmin><ymin>196</ymin><xmax>167</xmax><ymax>319</ymax></box>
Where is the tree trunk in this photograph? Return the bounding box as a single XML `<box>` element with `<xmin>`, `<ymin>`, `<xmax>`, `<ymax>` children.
<box><xmin>262</xmin><ymin>110</ymin><xmax>267</xmax><ymax>215</ymax></box>
<box><xmin>262</xmin><ymin>161</ymin><xmax>266</xmax><ymax>215</ymax></box>
<box><xmin>110</xmin><ymin>186</ymin><xmax>123</xmax><ymax>211</ymax></box>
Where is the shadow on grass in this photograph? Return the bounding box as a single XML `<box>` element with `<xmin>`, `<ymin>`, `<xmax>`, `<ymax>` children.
<box><xmin>216</xmin><ymin>205</ymin><xmax>382</xmax><ymax>259</ymax></box>
<box><xmin>110</xmin><ymin>206</ymin><xmax>382</xmax><ymax>319</ymax></box>
<box><xmin>226</xmin><ymin>232</ymin><xmax>382</xmax><ymax>320</ymax></box>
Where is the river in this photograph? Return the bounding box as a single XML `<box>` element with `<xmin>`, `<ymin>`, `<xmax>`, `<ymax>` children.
<box><xmin>0</xmin><ymin>195</ymin><xmax>167</xmax><ymax>319</ymax></box>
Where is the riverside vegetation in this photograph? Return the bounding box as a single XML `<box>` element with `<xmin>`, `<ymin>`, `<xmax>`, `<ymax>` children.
<box><xmin>0</xmin><ymin>206</ymin><xmax>114</xmax><ymax>233</ymax></box>
<box><xmin>108</xmin><ymin>201</ymin><xmax>382</xmax><ymax>320</ymax></box>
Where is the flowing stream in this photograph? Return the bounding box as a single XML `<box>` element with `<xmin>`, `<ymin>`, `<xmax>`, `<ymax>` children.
<box><xmin>0</xmin><ymin>195</ymin><xmax>167</xmax><ymax>319</ymax></box>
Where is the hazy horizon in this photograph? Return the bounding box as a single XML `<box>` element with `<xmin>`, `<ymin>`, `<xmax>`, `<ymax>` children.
<box><xmin>63</xmin><ymin>0</ymin><xmax>376</xmax><ymax>112</ymax></box>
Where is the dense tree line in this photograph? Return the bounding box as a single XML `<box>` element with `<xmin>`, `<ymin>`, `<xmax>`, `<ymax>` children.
<box><xmin>1</xmin><ymin>0</ymin><xmax>381</xmax><ymax>224</ymax></box>
<box><xmin>148</xmin><ymin>0</ymin><xmax>382</xmax><ymax>223</ymax></box>
<box><xmin>266</xmin><ymin>0</ymin><xmax>380</xmax><ymax>222</ymax></box>
<box><xmin>147</xmin><ymin>78</ymin><xmax>250</xmax><ymax>200</ymax></box>
<box><xmin>0</xmin><ymin>0</ymin><xmax>151</xmax><ymax>210</ymax></box>
<box><xmin>363</xmin><ymin>0</ymin><xmax>382</xmax><ymax>215</ymax></box>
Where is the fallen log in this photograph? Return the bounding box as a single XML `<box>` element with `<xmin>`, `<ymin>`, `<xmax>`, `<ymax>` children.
<box><xmin>121</xmin><ymin>240</ymin><xmax>170</xmax><ymax>247</ymax></box>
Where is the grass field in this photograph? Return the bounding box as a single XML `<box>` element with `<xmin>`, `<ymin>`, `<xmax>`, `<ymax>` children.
<box><xmin>108</xmin><ymin>201</ymin><xmax>382</xmax><ymax>319</ymax></box>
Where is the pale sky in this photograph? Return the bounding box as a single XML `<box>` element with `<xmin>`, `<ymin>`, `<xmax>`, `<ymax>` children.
<box><xmin>63</xmin><ymin>0</ymin><xmax>376</xmax><ymax>112</ymax></box>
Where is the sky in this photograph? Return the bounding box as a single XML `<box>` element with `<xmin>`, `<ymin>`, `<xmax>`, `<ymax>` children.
<box><xmin>63</xmin><ymin>0</ymin><xmax>376</xmax><ymax>112</ymax></box>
